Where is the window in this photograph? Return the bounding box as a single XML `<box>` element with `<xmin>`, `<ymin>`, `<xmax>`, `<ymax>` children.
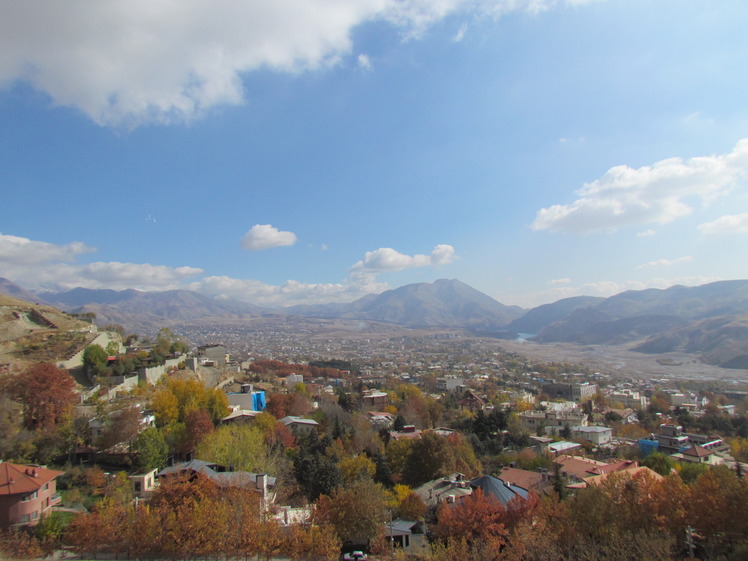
<box><xmin>31</xmin><ymin>511</ymin><xmax>39</xmax><ymax>520</ymax></box>
<box><xmin>21</xmin><ymin>491</ymin><xmax>38</xmax><ymax>502</ymax></box>
<box><xmin>43</xmin><ymin>483</ymin><xmax>49</xmax><ymax>491</ymax></box>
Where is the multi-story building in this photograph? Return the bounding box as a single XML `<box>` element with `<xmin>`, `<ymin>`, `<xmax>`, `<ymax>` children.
<box><xmin>436</xmin><ymin>376</ymin><xmax>464</xmax><ymax>392</ymax></box>
<box><xmin>542</xmin><ymin>382</ymin><xmax>597</xmax><ymax>402</ymax></box>
<box><xmin>0</xmin><ymin>463</ymin><xmax>63</xmax><ymax>529</ymax></box>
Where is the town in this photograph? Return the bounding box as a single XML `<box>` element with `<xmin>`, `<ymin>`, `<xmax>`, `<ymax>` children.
<box><xmin>1</xmin><ymin>304</ymin><xmax>748</xmax><ymax>560</ymax></box>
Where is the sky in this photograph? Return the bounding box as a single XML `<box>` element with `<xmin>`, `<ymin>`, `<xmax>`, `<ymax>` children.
<box><xmin>1</xmin><ymin>0</ymin><xmax>748</xmax><ymax>309</ymax></box>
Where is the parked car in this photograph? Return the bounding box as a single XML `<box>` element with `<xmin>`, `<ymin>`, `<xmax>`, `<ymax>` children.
<box><xmin>342</xmin><ymin>551</ymin><xmax>367</xmax><ymax>561</ymax></box>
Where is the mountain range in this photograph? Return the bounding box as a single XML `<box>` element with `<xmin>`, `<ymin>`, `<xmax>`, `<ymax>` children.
<box><xmin>2</xmin><ymin>277</ymin><xmax>748</xmax><ymax>369</ymax></box>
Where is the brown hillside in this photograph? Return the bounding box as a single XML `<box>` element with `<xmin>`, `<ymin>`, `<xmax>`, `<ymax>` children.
<box><xmin>0</xmin><ymin>295</ymin><xmax>97</xmax><ymax>371</ymax></box>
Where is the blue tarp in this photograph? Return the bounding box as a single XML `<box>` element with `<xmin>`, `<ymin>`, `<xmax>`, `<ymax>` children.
<box><xmin>252</xmin><ymin>391</ymin><xmax>266</xmax><ymax>411</ymax></box>
<box><xmin>638</xmin><ymin>438</ymin><xmax>659</xmax><ymax>456</ymax></box>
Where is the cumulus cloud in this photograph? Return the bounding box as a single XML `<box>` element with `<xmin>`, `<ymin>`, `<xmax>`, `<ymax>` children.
<box><xmin>0</xmin><ymin>0</ymin><xmax>598</xmax><ymax>126</ymax></box>
<box><xmin>0</xmin><ymin>233</ymin><xmax>94</xmax><ymax>265</ymax></box>
<box><xmin>191</xmin><ymin>274</ymin><xmax>386</xmax><ymax>307</ymax></box>
<box><xmin>636</xmin><ymin>256</ymin><xmax>693</xmax><ymax>269</ymax></box>
<box><xmin>350</xmin><ymin>244</ymin><xmax>457</xmax><ymax>273</ymax></box>
<box><xmin>33</xmin><ymin>262</ymin><xmax>204</xmax><ymax>291</ymax></box>
<box><xmin>699</xmin><ymin>213</ymin><xmax>748</xmax><ymax>235</ymax></box>
<box><xmin>194</xmin><ymin>243</ymin><xmax>456</xmax><ymax>305</ymax></box>
<box><xmin>532</xmin><ymin>139</ymin><xmax>748</xmax><ymax>234</ymax></box>
<box><xmin>241</xmin><ymin>224</ymin><xmax>297</xmax><ymax>250</ymax></box>
<box><xmin>0</xmin><ymin>233</ymin><xmax>202</xmax><ymax>291</ymax></box>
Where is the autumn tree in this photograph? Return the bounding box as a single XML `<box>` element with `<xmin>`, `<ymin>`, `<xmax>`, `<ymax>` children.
<box><xmin>196</xmin><ymin>423</ymin><xmax>280</xmax><ymax>474</ymax></box>
<box><xmin>340</xmin><ymin>454</ymin><xmax>376</xmax><ymax>484</ymax></box>
<box><xmin>151</xmin><ymin>377</ymin><xmax>229</xmax><ymax>426</ymax></box>
<box><xmin>183</xmin><ymin>408</ymin><xmax>215</xmax><ymax>453</ymax></box>
<box><xmin>6</xmin><ymin>363</ymin><xmax>77</xmax><ymax>430</ymax></box>
<box><xmin>434</xmin><ymin>489</ymin><xmax>508</xmax><ymax>545</ymax></box>
<box><xmin>403</xmin><ymin>432</ymin><xmax>451</xmax><ymax>486</ymax></box>
<box><xmin>315</xmin><ymin>478</ymin><xmax>390</xmax><ymax>545</ymax></box>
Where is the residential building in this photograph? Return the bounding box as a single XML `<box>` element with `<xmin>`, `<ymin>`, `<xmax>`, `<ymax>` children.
<box><xmin>654</xmin><ymin>424</ymin><xmax>690</xmax><ymax>454</ymax></box>
<box><xmin>196</xmin><ymin>344</ymin><xmax>229</xmax><ymax>366</ymax></box>
<box><xmin>389</xmin><ymin>425</ymin><xmax>422</xmax><ymax>441</ymax></box>
<box><xmin>470</xmin><ymin>475</ymin><xmax>528</xmax><ymax>506</ymax></box>
<box><xmin>129</xmin><ymin>468</ymin><xmax>158</xmax><ymax>499</ymax></box>
<box><xmin>0</xmin><ymin>463</ymin><xmax>63</xmax><ymax>529</ymax></box>
<box><xmin>497</xmin><ymin>467</ymin><xmax>552</xmax><ymax>494</ymax></box>
<box><xmin>458</xmin><ymin>390</ymin><xmax>487</xmax><ymax>413</ymax></box>
<box><xmin>436</xmin><ymin>376</ymin><xmax>464</xmax><ymax>392</ymax></box>
<box><xmin>675</xmin><ymin>444</ymin><xmax>718</xmax><ymax>465</ymax></box>
<box><xmin>571</xmin><ymin>425</ymin><xmax>613</xmax><ymax>445</ymax></box>
<box><xmin>158</xmin><ymin>459</ymin><xmax>275</xmax><ymax>507</ymax></box>
<box><xmin>279</xmin><ymin>416</ymin><xmax>319</xmax><ymax>432</ymax></box>
<box><xmin>414</xmin><ymin>473</ymin><xmax>471</xmax><ymax>507</ymax></box>
<box><xmin>362</xmin><ymin>390</ymin><xmax>389</xmax><ymax>411</ymax></box>
<box><xmin>385</xmin><ymin>519</ymin><xmax>427</xmax><ymax>551</ymax></box>
<box><xmin>227</xmin><ymin>384</ymin><xmax>266</xmax><ymax>412</ymax></box>
<box><xmin>518</xmin><ymin>410</ymin><xmax>587</xmax><ymax>435</ymax></box>
<box><xmin>542</xmin><ymin>382</ymin><xmax>597</xmax><ymax>402</ymax></box>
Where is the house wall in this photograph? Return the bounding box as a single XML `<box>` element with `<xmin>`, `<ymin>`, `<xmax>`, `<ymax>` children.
<box><xmin>0</xmin><ymin>480</ymin><xmax>58</xmax><ymax>529</ymax></box>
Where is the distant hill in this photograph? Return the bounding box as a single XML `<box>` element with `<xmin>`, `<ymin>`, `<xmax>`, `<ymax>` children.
<box><xmin>39</xmin><ymin>288</ymin><xmax>267</xmax><ymax>334</ymax></box>
<box><xmin>292</xmin><ymin>279</ymin><xmax>525</xmax><ymax>332</ymax></box>
<box><xmin>6</xmin><ymin>275</ymin><xmax>748</xmax><ymax>369</ymax></box>
<box><xmin>529</xmin><ymin>280</ymin><xmax>748</xmax><ymax>368</ymax></box>
<box><xmin>0</xmin><ymin>277</ymin><xmax>48</xmax><ymax>305</ymax></box>
<box><xmin>507</xmin><ymin>296</ymin><xmax>604</xmax><ymax>334</ymax></box>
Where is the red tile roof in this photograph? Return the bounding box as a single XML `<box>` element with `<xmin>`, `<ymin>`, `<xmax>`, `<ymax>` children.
<box><xmin>0</xmin><ymin>463</ymin><xmax>64</xmax><ymax>496</ymax></box>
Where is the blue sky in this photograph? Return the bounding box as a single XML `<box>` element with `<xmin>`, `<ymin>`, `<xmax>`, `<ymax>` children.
<box><xmin>2</xmin><ymin>0</ymin><xmax>748</xmax><ymax>309</ymax></box>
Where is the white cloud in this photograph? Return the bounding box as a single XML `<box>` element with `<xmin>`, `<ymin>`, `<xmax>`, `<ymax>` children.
<box><xmin>0</xmin><ymin>233</ymin><xmax>202</xmax><ymax>291</ymax></box>
<box><xmin>636</xmin><ymin>256</ymin><xmax>693</xmax><ymax>269</ymax></box>
<box><xmin>453</xmin><ymin>23</ymin><xmax>468</xmax><ymax>42</ymax></box>
<box><xmin>699</xmin><ymin>213</ymin><xmax>748</xmax><ymax>235</ymax></box>
<box><xmin>532</xmin><ymin>139</ymin><xmax>748</xmax><ymax>234</ymax></box>
<box><xmin>192</xmin><ymin>274</ymin><xmax>386</xmax><ymax>307</ymax></box>
<box><xmin>350</xmin><ymin>244</ymin><xmax>457</xmax><ymax>273</ymax></box>
<box><xmin>36</xmin><ymin>262</ymin><xmax>204</xmax><ymax>291</ymax></box>
<box><xmin>0</xmin><ymin>233</ymin><xmax>94</xmax><ymax>265</ymax></box>
<box><xmin>0</xmin><ymin>0</ymin><xmax>599</xmax><ymax>126</ymax></box>
<box><xmin>357</xmin><ymin>53</ymin><xmax>373</xmax><ymax>70</ymax></box>
<box><xmin>637</xmin><ymin>229</ymin><xmax>657</xmax><ymax>237</ymax></box>
<box><xmin>548</xmin><ymin>277</ymin><xmax>572</xmax><ymax>285</ymax></box>
<box><xmin>241</xmin><ymin>224</ymin><xmax>297</xmax><ymax>251</ymax></box>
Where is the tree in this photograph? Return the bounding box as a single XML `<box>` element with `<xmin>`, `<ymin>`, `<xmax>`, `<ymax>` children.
<box><xmin>151</xmin><ymin>378</ymin><xmax>229</xmax><ymax>426</ymax></box>
<box><xmin>6</xmin><ymin>363</ymin><xmax>77</xmax><ymax>430</ymax></box>
<box><xmin>641</xmin><ymin>451</ymin><xmax>674</xmax><ymax>476</ymax></box>
<box><xmin>403</xmin><ymin>432</ymin><xmax>450</xmax><ymax>487</ymax></box>
<box><xmin>196</xmin><ymin>424</ymin><xmax>278</xmax><ymax>474</ymax></box>
<box><xmin>82</xmin><ymin>344</ymin><xmax>108</xmax><ymax>376</ymax></box>
<box><xmin>183</xmin><ymin>409</ymin><xmax>215</xmax><ymax>454</ymax></box>
<box><xmin>340</xmin><ymin>454</ymin><xmax>376</xmax><ymax>484</ymax></box>
<box><xmin>132</xmin><ymin>427</ymin><xmax>168</xmax><ymax>472</ymax></box>
<box><xmin>96</xmin><ymin>405</ymin><xmax>143</xmax><ymax>449</ymax></box>
<box><xmin>315</xmin><ymin>479</ymin><xmax>389</xmax><ymax>545</ymax></box>
<box><xmin>434</xmin><ymin>489</ymin><xmax>507</xmax><ymax>543</ymax></box>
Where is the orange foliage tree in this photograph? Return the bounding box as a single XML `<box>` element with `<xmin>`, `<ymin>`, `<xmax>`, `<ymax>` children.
<box><xmin>6</xmin><ymin>363</ymin><xmax>77</xmax><ymax>430</ymax></box>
